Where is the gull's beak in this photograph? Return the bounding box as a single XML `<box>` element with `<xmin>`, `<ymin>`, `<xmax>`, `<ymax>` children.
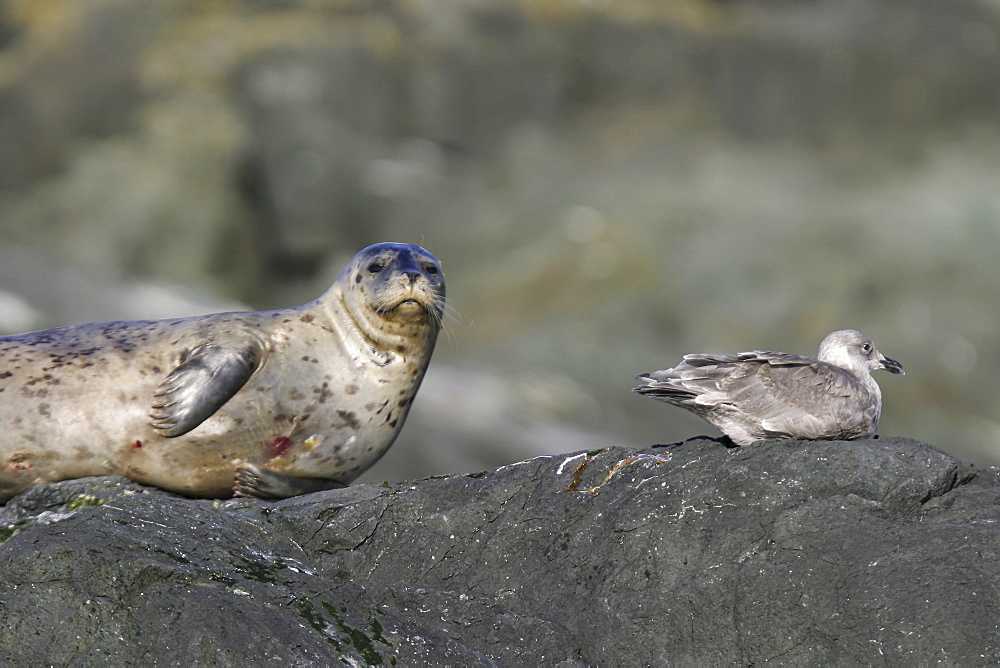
<box><xmin>879</xmin><ymin>355</ymin><xmax>905</xmax><ymax>375</ymax></box>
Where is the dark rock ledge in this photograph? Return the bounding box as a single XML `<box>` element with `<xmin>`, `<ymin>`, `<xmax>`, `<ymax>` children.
<box><xmin>0</xmin><ymin>437</ymin><xmax>997</xmax><ymax>665</ymax></box>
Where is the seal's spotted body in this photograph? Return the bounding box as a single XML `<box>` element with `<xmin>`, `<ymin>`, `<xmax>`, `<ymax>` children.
<box><xmin>0</xmin><ymin>243</ymin><xmax>444</xmax><ymax>501</ymax></box>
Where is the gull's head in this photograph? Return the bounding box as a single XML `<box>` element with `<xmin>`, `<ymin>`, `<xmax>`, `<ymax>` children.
<box><xmin>817</xmin><ymin>329</ymin><xmax>905</xmax><ymax>376</ymax></box>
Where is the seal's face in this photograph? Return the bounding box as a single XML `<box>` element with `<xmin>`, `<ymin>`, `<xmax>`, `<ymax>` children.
<box><xmin>357</xmin><ymin>243</ymin><xmax>444</xmax><ymax>321</ymax></box>
<box><xmin>341</xmin><ymin>243</ymin><xmax>445</xmax><ymax>349</ymax></box>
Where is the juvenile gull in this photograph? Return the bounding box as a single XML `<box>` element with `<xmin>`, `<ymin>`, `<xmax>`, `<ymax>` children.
<box><xmin>633</xmin><ymin>329</ymin><xmax>904</xmax><ymax>445</ymax></box>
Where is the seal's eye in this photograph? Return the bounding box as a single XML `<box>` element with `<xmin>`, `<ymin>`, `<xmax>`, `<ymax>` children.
<box><xmin>367</xmin><ymin>262</ymin><xmax>385</xmax><ymax>274</ymax></box>
<box><xmin>423</xmin><ymin>263</ymin><xmax>439</xmax><ymax>275</ymax></box>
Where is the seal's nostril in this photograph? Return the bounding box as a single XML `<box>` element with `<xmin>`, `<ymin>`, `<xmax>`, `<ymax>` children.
<box><xmin>404</xmin><ymin>271</ymin><xmax>420</xmax><ymax>284</ymax></box>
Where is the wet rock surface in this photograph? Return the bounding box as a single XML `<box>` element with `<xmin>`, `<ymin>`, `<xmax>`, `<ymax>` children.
<box><xmin>0</xmin><ymin>436</ymin><xmax>996</xmax><ymax>665</ymax></box>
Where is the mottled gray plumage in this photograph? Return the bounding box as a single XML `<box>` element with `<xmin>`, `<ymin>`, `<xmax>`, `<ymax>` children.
<box><xmin>633</xmin><ymin>329</ymin><xmax>904</xmax><ymax>445</ymax></box>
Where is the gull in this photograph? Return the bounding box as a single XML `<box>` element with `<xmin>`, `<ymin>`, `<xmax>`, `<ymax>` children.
<box><xmin>633</xmin><ymin>329</ymin><xmax>904</xmax><ymax>445</ymax></box>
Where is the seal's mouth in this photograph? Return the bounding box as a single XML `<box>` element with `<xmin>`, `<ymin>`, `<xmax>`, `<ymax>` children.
<box><xmin>369</xmin><ymin>283</ymin><xmax>445</xmax><ymax>325</ymax></box>
<box><xmin>374</xmin><ymin>298</ymin><xmax>431</xmax><ymax>316</ymax></box>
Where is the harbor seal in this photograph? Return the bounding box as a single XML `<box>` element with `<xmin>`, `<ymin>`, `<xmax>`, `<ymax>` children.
<box><xmin>633</xmin><ymin>329</ymin><xmax>904</xmax><ymax>445</ymax></box>
<box><xmin>0</xmin><ymin>242</ymin><xmax>445</xmax><ymax>502</ymax></box>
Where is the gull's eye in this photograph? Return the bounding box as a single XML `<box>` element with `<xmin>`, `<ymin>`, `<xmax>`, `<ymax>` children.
<box><xmin>861</xmin><ymin>342</ymin><xmax>872</xmax><ymax>354</ymax></box>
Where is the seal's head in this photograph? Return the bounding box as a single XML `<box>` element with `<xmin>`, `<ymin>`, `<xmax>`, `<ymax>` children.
<box><xmin>337</xmin><ymin>242</ymin><xmax>445</xmax><ymax>353</ymax></box>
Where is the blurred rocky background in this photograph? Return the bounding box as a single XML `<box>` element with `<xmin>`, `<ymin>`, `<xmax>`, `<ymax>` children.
<box><xmin>0</xmin><ymin>0</ymin><xmax>999</xmax><ymax>479</ymax></box>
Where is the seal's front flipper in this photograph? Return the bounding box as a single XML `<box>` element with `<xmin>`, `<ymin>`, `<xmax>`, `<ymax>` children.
<box><xmin>233</xmin><ymin>464</ymin><xmax>346</xmax><ymax>500</ymax></box>
<box><xmin>150</xmin><ymin>334</ymin><xmax>266</xmax><ymax>437</ymax></box>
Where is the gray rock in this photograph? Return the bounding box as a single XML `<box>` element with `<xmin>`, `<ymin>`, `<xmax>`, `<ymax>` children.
<box><xmin>0</xmin><ymin>436</ymin><xmax>996</xmax><ymax>665</ymax></box>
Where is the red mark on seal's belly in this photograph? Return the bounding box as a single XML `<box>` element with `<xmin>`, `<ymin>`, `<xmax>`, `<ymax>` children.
<box><xmin>270</xmin><ymin>436</ymin><xmax>293</xmax><ymax>458</ymax></box>
<box><xmin>6</xmin><ymin>456</ymin><xmax>32</xmax><ymax>472</ymax></box>
<box><xmin>132</xmin><ymin>440</ymin><xmax>143</xmax><ymax>449</ymax></box>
